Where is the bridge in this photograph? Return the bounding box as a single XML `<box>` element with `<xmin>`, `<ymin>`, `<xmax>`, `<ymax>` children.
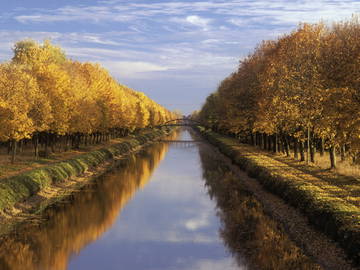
<box><xmin>158</xmin><ymin>118</ymin><xmax>202</xmax><ymax>127</ymax></box>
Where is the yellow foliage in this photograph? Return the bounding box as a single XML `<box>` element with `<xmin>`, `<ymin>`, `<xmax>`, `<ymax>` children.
<box><xmin>0</xmin><ymin>64</ymin><xmax>38</xmax><ymax>141</ymax></box>
<box><xmin>0</xmin><ymin>39</ymin><xmax>174</xmax><ymax>144</ymax></box>
<box><xmin>199</xmin><ymin>16</ymin><xmax>360</xmax><ymax>151</ymax></box>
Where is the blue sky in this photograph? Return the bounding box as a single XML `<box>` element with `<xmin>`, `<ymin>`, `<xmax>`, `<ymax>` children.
<box><xmin>0</xmin><ymin>0</ymin><xmax>359</xmax><ymax>114</ymax></box>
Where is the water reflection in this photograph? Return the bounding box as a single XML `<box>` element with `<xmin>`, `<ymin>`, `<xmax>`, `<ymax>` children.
<box><xmin>0</xmin><ymin>129</ymin><xmax>322</xmax><ymax>270</ymax></box>
<box><xmin>68</xmin><ymin>128</ymin><xmax>238</xmax><ymax>270</ymax></box>
<box><xmin>0</xmin><ymin>132</ymin><xmax>175</xmax><ymax>270</ymax></box>
<box><xmin>198</xmin><ymin>145</ymin><xmax>322</xmax><ymax>270</ymax></box>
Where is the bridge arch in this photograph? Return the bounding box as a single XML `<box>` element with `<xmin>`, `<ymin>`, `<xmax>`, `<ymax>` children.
<box><xmin>158</xmin><ymin>118</ymin><xmax>203</xmax><ymax>127</ymax></box>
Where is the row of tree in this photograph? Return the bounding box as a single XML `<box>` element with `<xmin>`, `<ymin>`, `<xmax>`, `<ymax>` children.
<box><xmin>0</xmin><ymin>39</ymin><xmax>177</xmax><ymax>162</ymax></box>
<box><xmin>197</xmin><ymin>16</ymin><xmax>360</xmax><ymax>168</ymax></box>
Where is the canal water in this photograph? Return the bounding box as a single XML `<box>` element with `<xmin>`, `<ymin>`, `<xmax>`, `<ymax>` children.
<box><xmin>0</xmin><ymin>128</ymin><xmax>321</xmax><ymax>270</ymax></box>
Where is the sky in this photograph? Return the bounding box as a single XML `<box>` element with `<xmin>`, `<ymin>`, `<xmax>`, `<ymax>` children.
<box><xmin>0</xmin><ymin>1</ymin><xmax>359</xmax><ymax>114</ymax></box>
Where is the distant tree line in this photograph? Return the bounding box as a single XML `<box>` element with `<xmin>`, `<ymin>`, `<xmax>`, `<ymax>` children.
<box><xmin>0</xmin><ymin>40</ymin><xmax>177</xmax><ymax>162</ymax></box>
<box><xmin>197</xmin><ymin>16</ymin><xmax>360</xmax><ymax>168</ymax></box>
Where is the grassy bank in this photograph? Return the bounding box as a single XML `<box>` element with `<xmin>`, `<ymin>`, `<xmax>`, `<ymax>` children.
<box><xmin>0</xmin><ymin>128</ymin><xmax>171</xmax><ymax>215</ymax></box>
<box><xmin>197</xmin><ymin>127</ymin><xmax>360</xmax><ymax>265</ymax></box>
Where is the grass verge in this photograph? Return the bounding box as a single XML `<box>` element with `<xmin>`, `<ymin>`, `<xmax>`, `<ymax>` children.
<box><xmin>197</xmin><ymin>126</ymin><xmax>360</xmax><ymax>265</ymax></box>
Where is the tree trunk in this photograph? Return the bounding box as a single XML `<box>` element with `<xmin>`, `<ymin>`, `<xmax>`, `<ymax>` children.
<box><xmin>7</xmin><ymin>141</ymin><xmax>11</xmax><ymax>155</ymax></box>
<box><xmin>74</xmin><ymin>133</ymin><xmax>81</xmax><ymax>149</ymax></box>
<box><xmin>63</xmin><ymin>135</ymin><xmax>67</xmax><ymax>151</ymax></box>
<box><xmin>299</xmin><ymin>141</ymin><xmax>305</xmax><ymax>161</ymax></box>
<box><xmin>340</xmin><ymin>145</ymin><xmax>346</xmax><ymax>161</ymax></box>
<box><xmin>280</xmin><ymin>136</ymin><xmax>286</xmax><ymax>154</ymax></box>
<box><xmin>263</xmin><ymin>133</ymin><xmax>267</xmax><ymax>150</ymax></box>
<box><xmin>250</xmin><ymin>132</ymin><xmax>255</xmax><ymax>146</ymax></box>
<box><xmin>306</xmin><ymin>126</ymin><xmax>310</xmax><ymax>164</ymax></box>
<box><xmin>310</xmin><ymin>142</ymin><xmax>315</xmax><ymax>163</ymax></box>
<box><xmin>352</xmin><ymin>152</ymin><xmax>358</xmax><ymax>164</ymax></box>
<box><xmin>319</xmin><ymin>137</ymin><xmax>325</xmax><ymax>157</ymax></box>
<box><xmin>329</xmin><ymin>146</ymin><xmax>337</xmax><ymax>169</ymax></box>
<box><xmin>45</xmin><ymin>134</ymin><xmax>50</xmax><ymax>157</ymax></box>
<box><xmin>11</xmin><ymin>139</ymin><xmax>17</xmax><ymax>164</ymax></box>
<box><xmin>284</xmin><ymin>136</ymin><xmax>290</xmax><ymax>157</ymax></box>
<box><xmin>33</xmin><ymin>134</ymin><xmax>39</xmax><ymax>158</ymax></box>
<box><xmin>18</xmin><ymin>139</ymin><xmax>23</xmax><ymax>154</ymax></box>
<box><xmin>50</xmin><ymin>134</ymin><xmax>56</xmax><ymax>153</ymax></box>
<box><xmin>267</xmin><ymin>135</ymin><xmax>272</xmax><ymax>151</ymax></box>
<box><xmin>294</xmin><ymin>139</ymin><xmax>299</xmax><ymax>160</ymax></box>
<box><xmin>78</xmin><ymin>134</ymin><xmax>82</xmax><ymax>148</ymax></box>
<box><xmin>273</xmin><ymin>133</ymin><xmax>278</xmax><ymax>153</ymax></box>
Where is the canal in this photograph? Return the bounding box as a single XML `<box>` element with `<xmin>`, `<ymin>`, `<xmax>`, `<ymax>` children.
<box><xmin>0</xmin><ymin>128</ymin><xmax>341</xmax><ymax>269</ymax></box>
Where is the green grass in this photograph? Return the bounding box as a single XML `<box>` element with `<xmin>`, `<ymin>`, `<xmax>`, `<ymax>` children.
<box><xmin>197</xmin><ymin>127</ymin><xmax>360</xmax><ymax>265</ymax></box>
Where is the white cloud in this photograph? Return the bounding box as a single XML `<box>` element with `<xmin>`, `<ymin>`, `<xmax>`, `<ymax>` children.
<box><xmin>102</xmin><ymin>61</ymin><xmax>170</xmax><ymax>78</ymax></box>
<box><xmin>186</xmin><ymin>15</ymin><xmax>212</xmax><ymax>29</ymax></box>
<box><xmin>4</xmin><ymin>0</ymin><xmax>360</xmax><ymax>114</ymax></box>
<box><xmin>15</xmin><ymin>5</ymin><xmax>135</xmax><ymax>23</ymax></box>
<box><xmin>0</xmin><ymin>31</ymin><xmax>135</xmax><ymax>61</ymax></box>
<box><xmin>13</xmin><ymin>1</ymin><xmax>360</xmax><ymax>26</ymax></box>
<box><xmin>228</xmin><ymin>18</ymin><xmax>246</xmax><ymax>27</ymax></box>
<box><xmin>201</xmin><ymin>39</ymin><xmax>220</xmax><ymax>44</ymax></box>
<box><xmin>184</xmin><ymin>211</ymin><xmax>211</xmax><ymax>231</ymax></box>
<box><xmin>169</xmin><ymin>15</ymin><xmax>212</xmax><ymax>30</ymax></box>
<box><xmin>64</xmin><ymin>46</ymin><xmax>150</xmax><ymax>60</ymax></box>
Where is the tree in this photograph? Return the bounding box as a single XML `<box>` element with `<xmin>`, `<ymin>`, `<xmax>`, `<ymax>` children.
<box><xmin>0</xmin><ymin>64</ymin><xmax>38</xmax><ymax>162</ymax></box>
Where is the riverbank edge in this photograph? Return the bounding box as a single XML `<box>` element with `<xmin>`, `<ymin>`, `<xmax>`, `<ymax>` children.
<box><xmin>195</xmin><ymin>126</ymin><xmax>360</xmax><ymax>264</ymax></box>
<box><xmin>0</xmin><ymin>128</ymin><xmax>172</xmax><ymax>216</ymax></box>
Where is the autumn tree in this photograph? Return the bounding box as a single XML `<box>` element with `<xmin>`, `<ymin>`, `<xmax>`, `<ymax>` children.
<box><xmin>0</xmin><ymin>39</ymin><xmax>175</xmax><ymax>161</ymax></box>
<box><xmin>199</xmin><ymin>17</ymin><xmax>360</xmax><ymax>169</ymax></box>
<box><xmin>0</xmin><ymin>64</ymin><xmax>39</xmax><ymax>162</ymax></box>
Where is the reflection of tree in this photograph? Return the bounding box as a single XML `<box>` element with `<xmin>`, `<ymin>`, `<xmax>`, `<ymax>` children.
<box><xmin>0</xmin><ymin>131</ymin><xmax>179</xmax><ymax>270</ymax></box>
<box><xmin>198</xmin><ymin>146</ymin><xmax>322</xmax><ymax>270</ymax></box>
